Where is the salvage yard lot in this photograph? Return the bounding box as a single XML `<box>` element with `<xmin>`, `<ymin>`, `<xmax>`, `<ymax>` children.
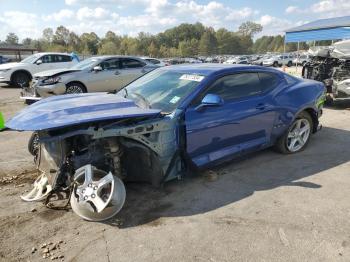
<box><xmin>1</xmin><ymin>83</ymin><xmax>350</xmax><ymax>262</ymax></box>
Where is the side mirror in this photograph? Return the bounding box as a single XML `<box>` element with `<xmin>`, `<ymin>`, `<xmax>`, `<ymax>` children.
<box><xmin>93</xmin><ymin>66</ymin><xmax>102</xmax><ymax>72</ymax></box>
<box><xmin>195</xmin><ymin>94</ymin><xmax>223</xmax><ymax>111</ymax></box>
<box><xmin>36</xmin><ymin>59</ymin><xmax>42</xmax><ymax>65</ymax></box>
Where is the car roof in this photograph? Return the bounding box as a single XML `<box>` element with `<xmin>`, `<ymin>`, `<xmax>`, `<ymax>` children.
<box><xmin>161</xmin><ymin>64</ymin><xmax>285</xmax><ymax>77</ymax></box>
<box><xmin>87</xmin><ymin>55</ymin><xmax>148</xmax><ymax>60</ymax></box>
<box><xmin>35</xmin><ymin>52</ymin><xmax>72</xmax><ymax>56</ymax></box>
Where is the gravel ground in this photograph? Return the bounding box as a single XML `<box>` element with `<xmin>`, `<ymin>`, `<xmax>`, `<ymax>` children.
<box><xmin>1</xmin><ymin>83</ymin><xmax>350</xmax><ymax>262</ymax></box>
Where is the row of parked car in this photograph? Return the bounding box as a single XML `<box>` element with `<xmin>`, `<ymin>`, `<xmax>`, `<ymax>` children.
<box><xmin>0</xmin><ymin>53</ymin><xmax>166</xmax><ymax>102</ymax></box>
<box><xmin>222</xmin><ymin>53</ymin><xmax>311</xmax><ymax>67</ymax></box>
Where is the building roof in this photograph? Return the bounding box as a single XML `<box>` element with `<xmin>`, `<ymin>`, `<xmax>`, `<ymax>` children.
<box><xmin>0</xmin><ymin>45</ymin><xmax>37</xmax><ymax>52</ymax></box>
<box><xmin>286</xmin><ymin>15</ymin><xmax>350</xmax><ymax>33</ymax></box>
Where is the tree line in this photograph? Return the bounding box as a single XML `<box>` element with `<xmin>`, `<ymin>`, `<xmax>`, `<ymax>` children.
<box><xmin>1</xmin><ymin>22</ymin><xmax>310</xmax><ymax>57</ymax></box>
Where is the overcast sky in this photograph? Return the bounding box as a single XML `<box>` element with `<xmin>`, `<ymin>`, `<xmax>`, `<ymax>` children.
<box><xmin>0</xmin><ymin>0</ymin><xmax>349</xmax><ymax>41</ymax></box>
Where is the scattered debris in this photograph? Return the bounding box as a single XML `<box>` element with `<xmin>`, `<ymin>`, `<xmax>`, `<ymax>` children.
<box><xmin>39</xmin><ymin>240</ymin><xmax>66</xmax><ymax>260</ymax></box>
<box><xmin>203</xmin><ymin>170</ymin><xmax>218</xmax><ymax>182</ymax></box>
<box><xmin>31</xmin><ymin>247</ymin><xmax>37</xmax><ymax>254</ymax></box>
<box><xmin>0</xmin><ymin>175</ymin><xmax>19</xmax><ymax>184</ymax></box>
<box><xmin>278</xmin><ymin>228</ymin><xmax>289</xmax><ymax>247</ymax></box>
<box><xmin>30</xmin><ymin>208</ymin><xmax>37</xmax><ymax>213</ymax></box>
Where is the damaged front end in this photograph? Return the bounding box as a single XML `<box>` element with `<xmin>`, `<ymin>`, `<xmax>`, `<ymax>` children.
<box><xmin>7</xmin><ymin>94</ymin><xmax>183</xmax><ymax>221</ymax></box>
<box><xmin>303</xmin><ymin>41</ymin><xmax>350</xmax><ymax>101</ymax></box>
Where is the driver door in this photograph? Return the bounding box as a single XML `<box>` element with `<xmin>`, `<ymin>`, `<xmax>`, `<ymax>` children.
<box><xmin>184</xmin><ymin>72</ymin><xmax>278</xmax><ymax>167</ymax></box>
<box><xmin>86</xmin><ymin>58</ymin><xmax>123</xmax><ymax>92</ymax></box>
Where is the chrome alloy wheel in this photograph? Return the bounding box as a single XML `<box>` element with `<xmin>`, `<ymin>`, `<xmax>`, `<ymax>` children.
<box><xmin>66</xmin><ymin>85</ymin><xmax>84</xmax><ymax>94</ymax></box>
<box><xmin>287</xmin><ymin>119</ymin><xmax>311</xmax><ymax>152</ymax></box>
<box><xmin>70</xmin><ymin>164</ymin><xmax>126</xmax><ymax>221</ymax></box>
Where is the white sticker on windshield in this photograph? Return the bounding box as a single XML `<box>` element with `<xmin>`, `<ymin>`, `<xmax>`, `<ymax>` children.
<box><xmin>180</xmin><ymin>74</ymin><xmax>204</xmax><ymax>82</ymax></box>
<box><xmin>170</xmin><ymin>96</ymin><xmax>180</xmax><ymax>104</ymax></box>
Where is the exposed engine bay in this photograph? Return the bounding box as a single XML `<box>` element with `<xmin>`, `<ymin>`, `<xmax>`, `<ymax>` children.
<box><xmin>302</xmin><ymin>41</ymin><xmax>350</xmax><ymax>101</ymax></box>
<box><xmin>22</xmin><ymin>116</ymin><xmax>183</xmax><ymax>221</ymax></box>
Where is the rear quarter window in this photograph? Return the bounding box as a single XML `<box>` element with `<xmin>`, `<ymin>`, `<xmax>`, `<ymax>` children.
<box><xmin>258</xmin><ymin>72</ymin><xmax>280</xmax><ymax>93</ymax></box>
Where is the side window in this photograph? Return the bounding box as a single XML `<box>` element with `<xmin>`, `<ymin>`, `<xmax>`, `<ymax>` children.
<box><xmin>99</xmin><ymin>58</ymin><xmax>120</xmax><ymax>70</ymax></box>
<box><xmin>41</xmin><ymin>55</ymin><xmax>54</xmax><ymax>63</ymax></box>
<box><xmin>122</xmin><ymin>58</ymin><xmax>146</xmax><ymax>69</ymax></box>
<box><xmin>148</xmin><ymin>59</ymin><xmax>160</xmax><ymax>64</ymax></box>
<box><xmin>56</xmin><ymin>55</ymin><xmax>73</xmax><ymax>62</ymax></box>
<box><xmin>258</xmin><ymin>72</ymin><xmax>279</xmax><ymax>93</ymax></box>
<box><xmin>205</xmin><ymin>73</ymin><xmax>261</xmax><ymax>101</ymax></box>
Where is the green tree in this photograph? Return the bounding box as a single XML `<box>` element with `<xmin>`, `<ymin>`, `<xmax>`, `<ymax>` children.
<box><xmin>22</xmin><ymin>38</ymin><xmax>32</xmax><ymax>46</ymax></box>
<box><xmin>98</xmin><ymin>41</ymin><xmax>119</xmax><ymax>55</ymax></box>
<box><xmin>42</xmin><ymin>28</ymin><xmax>54</xmax><ymax>44</ymax></box>
<box><xmin>238</xmin><ymin>21</ymin><xmax>263</xmax><ymax>38</ymax></box>
<box><xmin>68</xmin><ymin>32</ymin><xmax>81</xmax><ymax>52</ymax></box>
<box><xmin>148</xmin><ymin>41</ymin><xmax>158</xmax><ymax>57</ymax></box>
<box><xmin>199</xmin><ymin>29</ymin><xmax>217</xmax><ymax>55</ymax></box>
<box><xmin>80</xmin><ymin>32</ymin><xmax>99</xmax><ymax>54</ymax></box>
<box><xmin>5</xmin><ymin>33</ymin><xmax>19</xmax><ymax>45</ymax></box>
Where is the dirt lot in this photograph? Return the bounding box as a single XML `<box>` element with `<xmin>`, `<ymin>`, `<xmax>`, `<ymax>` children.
<box><xmin>1</xmin><ymin>83</ymin><xmax>350</xmax><ymax>262</ymax></box>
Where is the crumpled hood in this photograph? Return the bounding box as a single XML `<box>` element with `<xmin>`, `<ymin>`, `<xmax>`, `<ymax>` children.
<box><xmin>0</xmin><ymin>62</ymin><xmax>26</xmax><ymax>69</ymax></box>
<box><xmin>34</xmin><ymin>68</ymin><xmax>80</xmax><ymax>78</ymax></box>
<box><xmin>6</xmin><ymin>93</ymin><xmax>161</xmax><ymax>131</ymax></box>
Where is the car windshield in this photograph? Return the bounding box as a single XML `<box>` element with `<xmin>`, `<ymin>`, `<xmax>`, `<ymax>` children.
<box><xmin>119</xmin><ymin>68</ymin><xmax>204</xmax><ymax>113</ymax></box>
<box><xmin>71</xmin><ymin>58</ymin><xmax>99</xmax><ymax>70</ymax></box>
<box><xmin>21</xmin><ymin>54</ymin><xmax>41</xmax><ymax>63</ymax></box>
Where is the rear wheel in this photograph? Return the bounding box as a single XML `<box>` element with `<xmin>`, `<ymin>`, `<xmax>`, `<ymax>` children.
<box><xmin>287</xmin><ymin>61</ymin><xmax>292</xmax><ymax>67</ymax></box>
<box><xmin>273</xmin><ymin>61</ymin><xmax>279</xmax><ymax>67</ymax></box>
<box><xmin>275</xmin><ymin>112</ymin><xmax>313</xmax><ymax>154</ymax></box>
<box><xmin>11</xmin><ymin>71</ymin><xmax>31</xmax><ymax>87</ymax></box>
<box><xmin>65</xmin><ymin>82</ymin><xmax>86</xmax><ymax>94</ymax></box>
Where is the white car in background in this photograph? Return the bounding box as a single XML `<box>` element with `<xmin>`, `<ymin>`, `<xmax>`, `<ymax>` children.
<box><xmin>223</xmin><ymin>56</ymin><xmax>249</xmax><ymax>64</ymax></box>
<box><xmin>293</xmin><ymin>54</ymin><xmax>311</xmax><ymax>66</ymax></box>
<box><xmin>0</xmin><ymin>52</ymin><xmax>77</xmax><ymax>87</ymax></box>
<box><xmin>263</xmin><ymin>54</ymin><xmax>294</xmax><ymax>67</ymax></box>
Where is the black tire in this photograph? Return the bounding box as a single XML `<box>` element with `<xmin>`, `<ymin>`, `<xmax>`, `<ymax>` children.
<box><xmin>287</xmin><ymin>61</ymin><xmax>292</xmax><ymax>67</ymax></box>
<box><xmin>65</xmin><ymin>82</ymin><xmax>86</xmax><ymax>94</ymax></box>
<box><xmin>273</xmin><ymin>61</ymin><xmax>279</xmax><ymax>67</ymax></box>
<box><xmin>11</xmin><ymin>71</ymin><xmax>31</xmax><ymax>87</ymax></box>
<box><xmin>28</xmin><ymin>132</ymin><xmax>39</xmax><ymax>156</ymax></box>
<box><xmin>274</xmin><ymin>111</ymin><xmax>313</xmax><ymax>154</ymax></box>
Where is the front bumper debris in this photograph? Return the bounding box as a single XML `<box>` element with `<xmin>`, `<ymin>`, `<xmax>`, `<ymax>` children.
<box><xmin>20</xmin><ymin>83</ymin><xmax>41</xmax><ymax>101</ymax></box>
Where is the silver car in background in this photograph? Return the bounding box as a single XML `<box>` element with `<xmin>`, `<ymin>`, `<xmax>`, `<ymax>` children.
<box><xmin>21</xmin><ymin>56</ymin><xmax>158</xmax><ymax>101</ymax></box>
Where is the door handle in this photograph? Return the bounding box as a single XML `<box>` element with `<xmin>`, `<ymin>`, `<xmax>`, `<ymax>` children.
<box><xmin>115</xmin><ymin>70</ymin><xmax>120</xmax><ymax>75</ymax></box>
<box><xmin>256</xmin><ymin>103</ymin><xmax>266</xmax><ymax>110</ymax></box>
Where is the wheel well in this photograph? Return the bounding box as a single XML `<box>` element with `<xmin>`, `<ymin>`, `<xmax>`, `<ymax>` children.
<box><xmin>66</xmin><ymin>81</ymin><xmax>87</xmax><ymax>92</ymax></box>
<box><xmin>10</xmin><ymin>70</ymin><xmax>32</xmax><ymax>82</ymax></box>
<box><xmin>303</xmin><ymin>108</ymin><xmax>319</xmax><ymax>133</ymax></box>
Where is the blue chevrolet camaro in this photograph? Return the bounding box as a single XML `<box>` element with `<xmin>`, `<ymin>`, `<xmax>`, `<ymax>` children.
<box><xmin>6</xmin><ymin>64</ymin><xmax>325</xmax><ymax>221</ymax></box>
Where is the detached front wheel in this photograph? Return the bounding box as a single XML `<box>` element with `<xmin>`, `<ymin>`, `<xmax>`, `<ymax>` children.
<box><xmin>70</xmin><ymin>164</ymin><xmax>126</xmax><ymax>222</ymax></box>
<box><xmin>275</xmin><ymin>112</ymin><xmax>313</xmax><ymax>154</ymax></box>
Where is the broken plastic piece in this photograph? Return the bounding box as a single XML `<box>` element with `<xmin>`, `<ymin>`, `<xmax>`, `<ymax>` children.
<box><xmin>21</xmin><ymin>173</ymin><xmax>52</xmax><ymax>202</ymax></box>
